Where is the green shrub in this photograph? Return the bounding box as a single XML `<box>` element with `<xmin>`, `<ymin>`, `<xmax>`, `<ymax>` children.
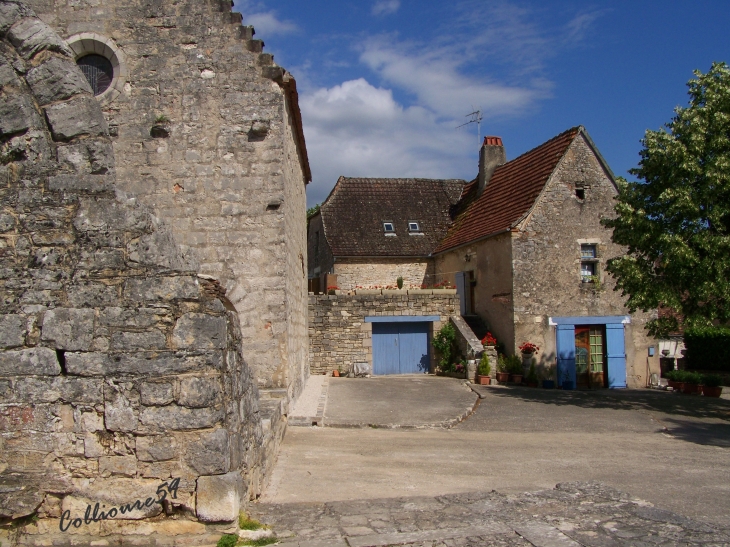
<box><xmin>478</xmin><ymin>353</ymin><xmax>491</xmax><ymax>376</ymax></box>
<box><xmin>702</xmin><ymin>374</ymin><xmax>723</xmax><ymax>387</ymax></box>
<box><xmin>685</xmin><ymin>371</ymin><xmax>703</xmax><ymax>385</ymax></box>
<box><xmin>433</xmin><ymin>322</ymin><xmax>458</xmax><ymax>370</ymax></box>
<box><xmin>684</xmin><ymin>326</ymin><xmax>730</xmax><ymax>372</ymax></box>
<box><xmin>505</xmin><ymin>355</ymin><xmax>523</xmax><ymax>374</ymax></box>
<box><xmin>527</xmin><ymin>362</ymin><xmax>538</xmax><ymax>382</ymax></box>
<box><xmin>240</xmin><ymin>539</ymin><xmax>278</xmax><ymax>547</ymax></box>
<box><xmin>239</xmin><ymin>513</ymin><xmax>264</xmax><ymax>531</ymax></box>
<box><xmin>397</xmin><ymin>276</ymin><xmax>404</xmax><ymax>289</ymax></box>
<box><xmin>217</xmin><ymin>534</ymin><xmax>238</xmax><ymax>547</ymax></box>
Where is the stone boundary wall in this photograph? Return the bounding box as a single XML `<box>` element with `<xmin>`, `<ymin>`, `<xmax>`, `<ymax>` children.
<box><xmin>332</xmin><ymin>257</ymin><xmax>435</xmax><ymax>291</ymax></box>
<box><xmin>308</xmin><ymin>292</ymin><xmax>458</xmax><ymax>376</ymax></box>
<box><xmin>0</xmin><ymin>7</ymin><xmax>267</xmax><ymax>544</ymax></box>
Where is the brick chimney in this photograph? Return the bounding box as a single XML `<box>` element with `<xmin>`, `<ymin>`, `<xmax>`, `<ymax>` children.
<box><xmin>477</xmin><ymin>136</ymin><xmax>506</xmax><ymax>196</ymax></box>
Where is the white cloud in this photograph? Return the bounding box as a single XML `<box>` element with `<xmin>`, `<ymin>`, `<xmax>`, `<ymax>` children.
<box><xmin>359</xmin><ymin>36</ymin><xmax>542</xmax><ymax>120</ymax></box>
<box><xmin>372</xmin><ymin>0</ymin><xmax>400</xmax><ymax>16</ymax></box>
<box><xmin>233</xmin><ymin>1</ymin><xmax>298</xmax><ymax>37</ymax></box>
<box><xmin>245</xmin><ymin>12</ymin><xmax>298</xmax><ymax>36</ymax></box>
<box><xmin>301</xmin><ymin>79</ymin><xmax>481</xmax><ymax>205</ymax></box>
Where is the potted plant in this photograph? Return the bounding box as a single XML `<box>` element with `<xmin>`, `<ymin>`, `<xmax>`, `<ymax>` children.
<box><xmin>683</xmin><ymin>371</ymin><xmax>703</xmax><ymax>394</ymax></box>
<box><xmin>702</xmin><ymin>374</ymin><xmax>723</xmax><ymax>397</ymax></box>
<box><xmin>519</xmin><ymin>341</ymin><xmax>539</xmax><ymax>356</ymax></box>
<box><xmin>526</xmin><ymin>362</ymin><xmax>538</xmax><ymax>387</ymax></box>
<box><xmin>496</xmin><ymin>355</ymin><xmax>510</xmax><ymax>383</ymax></box>
<box><xmin>507</xmin><ymin>355</ymin><xmax>523</xmax><ymax>384</ymax></box>
<box><xmin>397</xmin><ymin>276</ymin><xmax>404</xmax><ymax>289</ymax></box>
<box><xmin>475</xmin><ymin>353</ymin><xmax>491</xmax><ymax>385</ymax></box>
<box><xmin>541</xmin><ymin>364</ymin><xmax>555</xmax><ymax>389</ymax></box>
<box><xmin>481</xmin><ymin>332</ymin><xmax>497</xmax><ymax>348</ymax></box>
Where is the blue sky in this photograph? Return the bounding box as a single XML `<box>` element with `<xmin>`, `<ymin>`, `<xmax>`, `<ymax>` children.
<box><xmin>232</xmin><ymin>0</ymin><xmax>730</xmax><ymax>207</ymax></box>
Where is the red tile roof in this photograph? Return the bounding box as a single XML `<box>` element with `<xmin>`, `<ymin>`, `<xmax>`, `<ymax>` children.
<box><xmin>321</xmin><ymin>177</ymin><xmax>465</xmax><ymax>257</ymax></box>
<box><xmin>435</xmin><ymin>127</ymin><xmax>581</xmax><ymax>253</ymax></box>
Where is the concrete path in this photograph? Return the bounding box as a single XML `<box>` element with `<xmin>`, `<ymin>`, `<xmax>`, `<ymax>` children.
<box><xmin>250</xmin><ymin>482</ymin><xmax>730</xmax><ymax>547</ymax></box>
<box><xmin>264</xmin><ymin>384</ymin><xmax>730</xmax><ymax>527</ymax></box>
<box><xmin>292</xmin><ymin>375</ymin><xmax>478</xmax><ymax>428</ymax></box>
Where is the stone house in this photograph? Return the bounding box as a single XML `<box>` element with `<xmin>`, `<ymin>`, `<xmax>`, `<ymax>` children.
<box><xmin>24</xmin><ymin>0</ymin><xmax>312</xmax><ymax>403</ymax></box>
<box><xmin>309</xmin><ymin>128</ymin><xmax>659</xmax><ymax>388</ymax></box>
<box><xmin>433</xmin><ymin>127</ymin><xmax>659</xmax><ymax>389</ymax></box>
<box><xmin>307</xmin><ymin>176</ymin><xmax>465</xmax><ymax>292</ymax></box>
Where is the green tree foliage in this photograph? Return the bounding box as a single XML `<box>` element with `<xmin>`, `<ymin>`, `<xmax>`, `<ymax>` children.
<box><xmin>433</xmin><ymin>322</ymin><xmax>457</xmax><ymax>369</ymax></box>
<box><xmin>603</xmin><ymin>62</ymin><xmax>730</xmax><ymax>337</ymax></box>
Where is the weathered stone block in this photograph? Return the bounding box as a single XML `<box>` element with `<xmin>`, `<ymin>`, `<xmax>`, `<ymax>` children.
<box><xmin>0</xmin><ymin>314</ymin><xmax>25</xmax><ymax>348</ymax></box>
<box><xmin>41</xmin><ymin>308</ymin><xmax>94</xmax><ymax>351</ymax></box>
<box><xmin>47</xmin><ymin>174</ymin><xmax>114</xmax><ymax>194</ymax></box>
<box><xmin>139</xmin><ymin>405</ymin><xmax>222</xmax><ymax>431</ymax></box>
<box><xmin>15</xmin><ymin>377</ymin><xmax>103</xmax><ymax>403</ymax></box>
<box><xmin>0</xmin><ymin>347</ymin><xmax>59</xmax><ymax>376</ymax></box>
<box><xmin>184</xmin><ymin>428</ymin><xmax>229</xmax><ymax>475</ymax></box>
<box><xmin>0</xmin><ymin>1</ymin><xmax>34</xmax><ymax>34</ymax></box>
<box><xmin>104</xmin><ymin>386</ymin><xmax>138</xmax><ymax>432</ymax></box>
<box><xmin>99</xmin><ymin>455</ymin><xmax>137</xmax><ymax>477</ymax></box>
<box><xmin>124</xmin><ymin>276</ymin><xmax>200</xmax><ymax>302</ymax></box>
<box><xmin>7</xmin><ymin>17</ymin><xmax>73</xmax><ymax>59</ymax></box>
<box><xmin>177</xmin><ymin>376</ymin><xmax>221</xmax><ymax>408</ymax></box>
<box><xmin>43</xmin><ymin>95</ymin><xmax>108</xmax><ymax>141</ymax></box>
<box><xmin>110</xmin><ymin>330</ymin><xmax>167</xmax><ymax>351</ymax></box>
<box><xmin>196</xmin><ymin>472</ymin><xmax>243</xmax><ymax>523</ymax></box>
<box><xmin>65</xmin><ymin>352</ymin><xmax>223</xmax><ymax>376</ymax></box>
<box><xmin>172</xmin><ymin>313</ymin><xmax>227</xmax><ymax>350</ymax></box>
<box><xmin>0</xmin><ymin>94</ymin><xmax>42</xmax><ymax>137</ymax></box>
<box><xmin>25</xmin><ymin>55</ymin><xmax>92</xmax><ymax>105</ymax></box>
<box><xmin>140</xmin><ymin>382</ymin><xmax>174</xmax><ymax>406</ymax></box>
<box><xmin>135</xmin><ymin>435</ymin><xmax>178</xmax><ymax>462</ymax></box>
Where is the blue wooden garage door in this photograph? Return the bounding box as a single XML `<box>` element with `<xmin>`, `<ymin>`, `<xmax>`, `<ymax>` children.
<box><xmin>372</xmin><ymin>322</ymin><xmax>430</xmax><ymax>375</ymax></box>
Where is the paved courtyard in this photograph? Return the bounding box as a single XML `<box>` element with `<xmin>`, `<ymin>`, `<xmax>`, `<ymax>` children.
<box><xmin>252</xmin><ymin>378</ymin><xmax>730</xmax><ymax>545</ymax></box>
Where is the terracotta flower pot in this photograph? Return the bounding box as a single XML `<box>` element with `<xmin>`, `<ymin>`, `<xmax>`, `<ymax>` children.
<box><xmin>703</xmin><ymin>385</ymin><xmax>723</xmax><ymax>397</ymax></box>
<box><xmin>332</xmin><ymin>370</ymin><xmax>340</xmax><ymax>377</ymax></box>
<box><xmin>510</xmin><ymin>374</ymin><xmax>523</xmax><ymax>384</ymax></box>
<box><xmin>683</xmin><ymin>383</ymin><xmax>701</xmax><ymax>395</ymax></box>
<box><xmin>496</xmin><ymin>372</ymin><xmax>510</xmax><ymax>383</ymax></box>
<box><xmin>475</xmin><ymin>375</ymin><xmax>491</xmax><ymax>385</ymax></box>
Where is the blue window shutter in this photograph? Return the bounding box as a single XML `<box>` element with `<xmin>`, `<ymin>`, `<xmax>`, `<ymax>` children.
<box><xmin>556</xmin><ymin>324</ymin><xmax>576</xmax><ymax>388</ymax></box>
<box><xmin>606</xmin><ymin>323</ymin><xmax>627</xmax><ymax>388</ymax></box>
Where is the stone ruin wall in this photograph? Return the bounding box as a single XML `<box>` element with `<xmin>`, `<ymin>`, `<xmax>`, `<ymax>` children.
<box><xmin>25</xmin><ymin>0</ymin><xmax>311</xmax><ymax>396</ymax></box>
<box><xmin>0</xmin><ymin>5</ymin><xmax>270</xmax><ymax>544</ymax></box>
<box><xmin>332</xmin><ymin>257</ymin><xmax>436</xmax><ymax>291</ymax></box>
<box><xmin>309</xmin><ymin>292</ymin><xmax>458</xmax><ymax>375</ymax></box>
<box><xmin>511</xmin><ymin>134</ymin><xmax>659</xmax><ymax>387</ymax></box>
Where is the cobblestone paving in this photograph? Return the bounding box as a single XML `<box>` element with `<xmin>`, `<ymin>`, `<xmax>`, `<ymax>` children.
<box><xmin>249</xmin><ymin>482</ymin><xmax>730</xmax><ymax>547</ymax></box>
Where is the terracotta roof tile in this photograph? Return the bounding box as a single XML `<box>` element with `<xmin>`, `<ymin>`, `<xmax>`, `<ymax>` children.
<box><xmin>321</xmin><ymin>177</ymin><xmax>465</xmax><ymax>257</ymax></box>
<box><xmin>435</xmin><ymin>127</ymin><xmax>581</xmax><ymax>253</ymax></box>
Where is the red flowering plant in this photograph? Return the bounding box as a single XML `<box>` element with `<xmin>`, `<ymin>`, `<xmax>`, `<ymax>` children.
<box><xmin>481</xmin><ymin>332</ymin><xmax>497</xmax><ymax>346</ymax></box>
<box><xmin>518</xmin><ymin>342</ymin><xmax>539</xmax><ymax>354</ymax></box>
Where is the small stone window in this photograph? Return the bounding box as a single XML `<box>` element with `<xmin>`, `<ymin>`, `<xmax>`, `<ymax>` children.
<box><xmin>383</xmin><ymin>222</ymin><xmax>395</xmax><ymax>235</ymax></box>
<box><xmin>581</xmin><ymin>244</ymin><xmax>598</xmax><ymax>282</ymax></box>
<box><xmin>77</xmin><ymin>54</ymin><xmax>113</xmax><ymax>96</ymax></box>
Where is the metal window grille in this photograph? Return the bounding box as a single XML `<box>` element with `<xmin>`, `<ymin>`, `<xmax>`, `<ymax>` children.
<box><xmin>77</xmin><ymin>54</ymin><xmax>113</xmax><ymax>96</ymax></box>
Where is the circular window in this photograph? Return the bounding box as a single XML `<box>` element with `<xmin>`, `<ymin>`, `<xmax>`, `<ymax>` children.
<box><xmin>77</xmin><ymin>54</ymin><xmax>114</xmax><ymax>96</ymax></box>
<box><xmin>65</xmin><ymin>33</ymin><xmax>127</xmax><ymax>105</ymax></box>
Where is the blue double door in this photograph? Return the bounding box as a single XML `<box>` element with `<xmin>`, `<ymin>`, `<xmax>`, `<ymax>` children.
<box><xmin>556</xmin><ymin>319</ymin><xmax>627</xmax><ymax>388</ymax></box>
<box><xmin>372</xmin><ymin>322</ymin><xmax>430</xmax><ymax>375</ymax></box>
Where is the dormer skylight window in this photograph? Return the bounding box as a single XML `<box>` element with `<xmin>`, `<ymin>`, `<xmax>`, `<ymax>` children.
<box><xmin>408</xmin><ymin>222</ymin><xmax>420</xmax><ymax>232</ymax></box>
<box><xmin>383</xmin><ymin>222</ymin><xmax>395</xmax><ymax>235</ymax></box>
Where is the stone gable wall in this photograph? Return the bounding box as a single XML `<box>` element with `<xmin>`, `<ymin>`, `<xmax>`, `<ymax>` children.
<box><xmin>308</xmin><ymin>292</ymin><xmax>458</xmax><ymax>375</ymax></box>
<box><xmin>0</xmin><ymin>7</ymin><xmax>267</xmax><ymax>543</ymax></box>
<box><xmin>511</xmin><ymin>134</ymin><xmax>658</xmax><ymax>387</ymax></box>
<box><xmin>26</xmin><ymin>0</ymin><xmax>310</xmax><ymax>394</ymax></box>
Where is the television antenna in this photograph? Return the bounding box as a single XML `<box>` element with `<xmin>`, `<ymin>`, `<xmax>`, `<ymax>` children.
<box><xmin>456</xmin><ymin>109</ymin><xmax>483</xmax><ymax>146</ymax></box>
